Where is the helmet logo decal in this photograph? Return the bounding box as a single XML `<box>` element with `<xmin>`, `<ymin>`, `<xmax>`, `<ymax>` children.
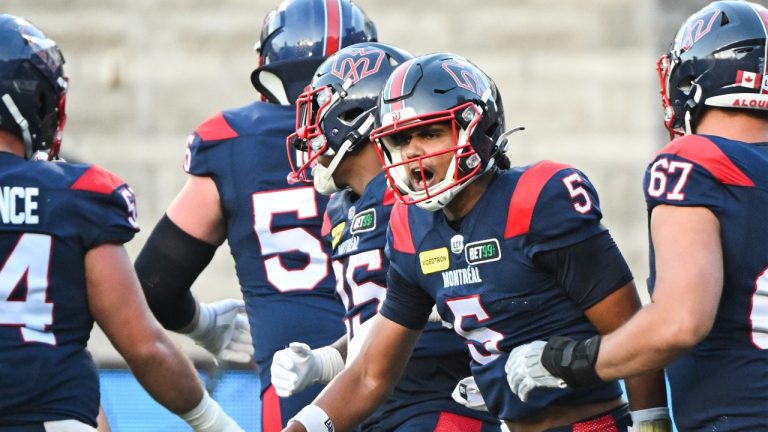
<box><xmin>17</xmin><ymin>20</ymin><xmax>62</xmax><ymax>75</ymax></box>
<box><xmin>677</xmin><ymin>8</ymin><xmax>721</xmax><ymax>51</ymax></box>
<box><xmin>441</xmin><ymin>61</ymin><xmax>488</xmax><ymax>97</ymax></box>
<box><xmin>330</xmin><ymin>47</ymin><xmax>385</xmax><ymax>83</ymax></box>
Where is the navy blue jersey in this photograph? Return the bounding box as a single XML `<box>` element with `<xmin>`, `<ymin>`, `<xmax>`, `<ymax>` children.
<box><xmin>322</xmin><ymin>173</ymin><xmax>498</xmax><ymax>429</ymax></box>
<box><xmin>0</xmin><ymin>152</ymin><xmax>138</xmax><ymax>426</ymax></box>
<box><xmin>185</xmin><ymin>102</ymin><xmax>345</xmax><ymax>401</ymax></box>
<box><xmin>644</xmin><ymin>135</ymin><xmax>768</xmax><ymax>430</ymax></box>
<box><xmin>380</xmin><ymin>162</ymin><xmax>624</xmax><ymax>422</ymax></box>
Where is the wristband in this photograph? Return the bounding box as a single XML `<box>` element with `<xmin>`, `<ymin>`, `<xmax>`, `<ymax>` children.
<box><xmin>290</xmin><ymin>405</ymin><xmax>335</xmax><ymax>432</ymax></box>
<box><xmin>313</xmin><ymin>346</ymin><xmax>345</xmax><ymax>384</ymax></box>
<box><xmin>180</xmin><ymin>391</ymin><xmax>224</xmax><ymax>430</ymax></box>
<box><xmin>631</xmin><ymin>407</ymin><xmax>672</xmax><ymax>432</ymax></box>
<box><xmin>540</xmin><ymin>335</ymin><xmax>603</xmax><ymax>387</ymax></box>
<box><xmin>630</xmin><ymin>407</ymin><xmax>670</xmax><ymax>422</ymax></box>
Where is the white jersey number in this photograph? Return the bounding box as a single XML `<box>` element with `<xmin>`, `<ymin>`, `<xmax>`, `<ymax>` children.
<box><xmin>0</xmin><ymin>233</ymin><xmax>55</xmax><ymax>344</ymax></box>
<box><xmin>446</xmin><ymin>295</ymin><xmax>503</xmax><ymax>365</ymax></box>
<box><xmin>253</xmin><ymin>187</ymin><xmax>329</xmax><ymax>292</ymax></box>
<box><xmin>647</xmin><ymin>158</ymin><xmax>693</xmax><ymax>201</ymax></box>
<box><xmin>333</xmin><ymin>249</ymin><xmax>387</xmax><ymax>340</ymax></box>
<box><xmin>750</xmin><ymin>267</ymin><xmax>768</xmax><ymax>349</ymax></box>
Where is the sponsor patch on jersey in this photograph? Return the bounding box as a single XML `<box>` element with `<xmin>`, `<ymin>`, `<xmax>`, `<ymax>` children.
<box><xmin>419</xmin><ymin>247</ymin><xmax>450</xmax><ymax>274</ymax></box>
<box><xmin>450</xmin><ymin>234</ymin><xmax>464</xmax><ymax>254</ymax></box>
<box><xmin>350</xmin><ymin>208</ymin><xmax>376</xmax><ymax>234</ymax></box>
<box><xmin>331</xmin><ymin>222</ymin><xmax>346</xmax><ymax>249</ymax></box>
<box><xmin>464</xmin><ymin>239</ymin><xmax>501</xmax><ymax>265</ymax></box>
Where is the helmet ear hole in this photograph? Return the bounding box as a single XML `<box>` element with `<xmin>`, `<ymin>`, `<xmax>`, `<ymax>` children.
<box><xmin>678</xmin><ymin>76</ymin><xmax>694</xmax><ymax>94</ymax></box>
<box><xmin>341</xmin><ymin>108</ymin><xmax>365</xmax><ymax>123</ymax></box>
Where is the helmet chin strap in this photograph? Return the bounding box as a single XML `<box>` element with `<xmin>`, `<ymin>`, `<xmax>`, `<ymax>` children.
<box><xmin>684</xmin><ymin>83</ymin><xmax>703</xmax><ymax>135</ymax></box>
<box><xmin>2</xmin><ymin>94</ymin><xmax>34</xmax><ymax>158</ymax></box>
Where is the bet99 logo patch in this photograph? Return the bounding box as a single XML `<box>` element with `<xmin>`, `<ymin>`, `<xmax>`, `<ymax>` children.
<box><xmin>464</xmin><ymin>239</ymin><xmax>501</xmax><ymax>265</ymax></box>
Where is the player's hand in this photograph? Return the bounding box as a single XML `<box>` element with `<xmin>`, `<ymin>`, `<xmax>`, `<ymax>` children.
<box><xmin>451</xmin><ymin>376</ymin><xmax>488</xmax><ymax>411</ymax></box>
<box><xmin>504</xmin><ymin>340</ymin><xmax>566</xmax><ymax>402</ymax></box>
<box><xmin>188</xmin><ymin>300</ymin><xmax>253</xmax><ymax>364</ymax></box>
<box><xmin>271</xmin><ymin>342</ymin><xmax>344</xmax><ymax>398</ymax></box>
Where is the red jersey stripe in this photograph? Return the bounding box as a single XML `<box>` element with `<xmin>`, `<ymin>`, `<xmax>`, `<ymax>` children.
<box><xmin>321</xmin><ymin>210</ymin><xmax>332</xmax><ymax>237</ymax></box>
<box><xmin>505</xmin><ymin>160</ymin><xmax>572</xmax><ymax>239</ymax></box>
<box><xmin>390</xmin><ymin>201</ymin><xmax>415</xmax><ymax>254</ymax></box>
<box><xmin>70</xmin><ymin>166</ymin><xmax>125</xmax><ymax>194</ymax></box>
<box><xmin>658</xmin><ymin>136</ymin><xmax>755</xmax><ymax>187</ymax></box>
<box><xmin>194</xmin><ymin>112</ymin><xmax>238</xmax><ymax>141</ymax></box>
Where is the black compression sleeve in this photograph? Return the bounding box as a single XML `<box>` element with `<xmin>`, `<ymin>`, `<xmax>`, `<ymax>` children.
<box><xmin>532</xmin><ymin>230</ymin><xmax>633</xmax><ymax>310</ymax></box>
<box><xmin>134</xmin><ymin>214</ymin><xmax>218</xmax><ymax>330</ymax></box>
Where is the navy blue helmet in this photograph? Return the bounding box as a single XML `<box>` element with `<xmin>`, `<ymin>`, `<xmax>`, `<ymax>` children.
<box><xmin>658</xmin><ymin>1</ymin><xmax>768</xmax><ymax>138</ymax></box>
<box><xmin>0</xmin><ymin>14</ymin><xmax>67</xmax><ymax>160</ymax></box>
<box><xmin>371</xmin><ymin>53</ymin><xmax>506</xmax><ymax>211</ymax></box>
<box><xmin>251</xmin><ymin>0</ymin><xmax>377</xmax><ymax>105</ymax></box>
<box><xmin>287</xmin><ymin>42</ymin><xmax>413</xmax><ymax>193</ymax></box>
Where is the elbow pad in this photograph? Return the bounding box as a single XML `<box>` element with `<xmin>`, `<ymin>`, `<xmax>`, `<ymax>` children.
<box><xmin>134</xmin><ymin>214</ymin><xmax>217</xmax><ymax>330</ymax></box>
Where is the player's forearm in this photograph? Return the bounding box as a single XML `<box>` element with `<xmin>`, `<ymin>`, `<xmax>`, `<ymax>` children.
<box><xmin>310</xmin><ymin>366</ymin><xmax>394</xmax><ymax>432</ymax></box>
<box><xmin>123</xmin><ymin>332</ymin><xmax>205</xmax><ymax>414</ymax></box>
<box><xmin>596</xmin><ymin>302</ymin><xmax>694</xmax><ymax>381</ymax></box>
<box><xmin>623</xmin><ymin>369</ymin><xmax>668</xmax><ymax>411</ymax></box>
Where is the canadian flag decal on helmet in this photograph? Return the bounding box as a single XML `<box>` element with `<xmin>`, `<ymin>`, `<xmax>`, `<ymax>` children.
<box><xmin>442</xmin><ymin>61</ymin><xmax>488</xmax><ymax>97</ymax></box>
<box><xmin>330</xmin><ymin>47</ymin><xmax>385</xmax><ymax>83</ymax></box>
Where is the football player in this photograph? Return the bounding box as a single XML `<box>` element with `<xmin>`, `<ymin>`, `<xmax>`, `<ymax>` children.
<box><xmin>505</xmin><ymin>1</ymin><xmax>768</xmax><ymax>430</ymax></box>
<box><xmin>273</xmin><ymin>43</ymin><xmax>502</xmax><ymax>431</ymax></box>
<box><xmin>0</xmin><ymin>15</ymin><xmax>242</xmax><ymax>432</ymax></box>
<box><xmin>132</xmin><ymin>0</ymin><xmax>378</xmax><ymax>430</ymax></box>
<box><xmin>281</xmin><ymin>53</ymin><xmax>669</xmax><ymax>432</ymax></box>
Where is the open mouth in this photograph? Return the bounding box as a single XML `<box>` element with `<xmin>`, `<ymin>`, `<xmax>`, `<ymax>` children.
<box><xmin>409</xmin><ymin>165</ymin><xmax>435</xmax><ymax>191</ymax></box>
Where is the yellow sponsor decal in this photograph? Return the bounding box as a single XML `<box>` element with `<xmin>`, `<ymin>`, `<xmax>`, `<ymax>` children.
<box><xmin>331</xmin><ymin>222</ymin><xmax>346</xmax><ymax>249</ymax></box>
<box><xmin>419</xmin><ymin>247</ymin><xmax>450</xmax><ymax>274</ymax></box>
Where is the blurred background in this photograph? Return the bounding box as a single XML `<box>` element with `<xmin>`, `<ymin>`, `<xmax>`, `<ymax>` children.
<box><xmin>2</xmin><ymin>0</ymin><xmax>727</xmax><ymax>430</ymax></box>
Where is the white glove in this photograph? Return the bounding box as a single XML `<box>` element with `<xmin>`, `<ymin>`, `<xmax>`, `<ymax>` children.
<box><xmin>187</xmin><ymin>300</ymin><xmax>253</xmax><ymax>364</ymax></box>
<box><xmin>451</xmin><ymin>376</ymin><xmax>488</xmax><ymax>411</ymax></box>
<box><xmin>180</xmin><ymin>391</ymin><xmax>244</xmax><ymax>432</ymax></box>
<box><xmin>427</xmin><ymin>305</ymin><xmax>453</xmax><ymax>329</ymax></box>
<box><xmin>504</xmin><ymin>340</ymin><xmax>566</xmax><ymax>402</ymax></box>
<box><xmin>271</xmin><ymin>342</ymin><xmax>344</xmax><ymax>398</ymax></box>
<box><xmin>628</xmin><ymin>407</ymin><xmax>672</xmax><ymax>432</ymax></box>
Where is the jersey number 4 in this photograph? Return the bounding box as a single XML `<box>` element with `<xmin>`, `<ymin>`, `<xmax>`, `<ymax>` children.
<box><xmin>0</xmin><ymin>233</ymin><xmax>55</xmax><ymax>345</ymax></box>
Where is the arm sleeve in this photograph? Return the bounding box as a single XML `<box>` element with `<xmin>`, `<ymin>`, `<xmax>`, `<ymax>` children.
<box><xmin>533</xmin><ymin>230</ymin><xmax>633</xmax><ymax>310</ymax></box>
<box><xmin>134</xmin><ymin>215</ymin><xmax>217</xmax><ymax>330</ymax></box>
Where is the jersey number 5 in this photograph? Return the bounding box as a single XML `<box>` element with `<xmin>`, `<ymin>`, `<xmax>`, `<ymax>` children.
<box><xmin>0</xmin><ymin>233</ymin><xmax>55</xmax><ymax>345</ymax></box>
<box><xmin>446</xmin><ymin>295</ymin><xmax>503</xmax><ymax>365</ymax></box>
<box><xmin>253</xmin><ymin>187</ymin><xmax>329</xmax><ymax>292</ymax></box>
